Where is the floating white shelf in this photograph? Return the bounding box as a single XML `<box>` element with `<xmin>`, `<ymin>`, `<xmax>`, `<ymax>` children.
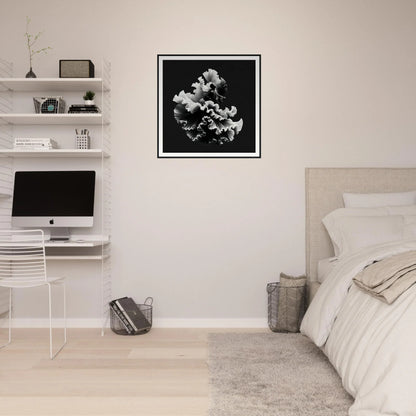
<box><xmin>46</xmin><ymin>255</ymin><xmax>108</xmax><ymax>261</ymax></box>
<box><xmin>0</xmin><ymin>149</ymin><xmax>110</xmax><ymax>158</ymax></box>
<box><xmin>0</xmin><ymin>113</ymin><xmax>105</xmax><ymax>125</ymax></box>
<box><xmin>0</xmin><ymin>78</ymin><xmax>108</xmax><ymax>92</ymax></box>
<box><xmin>44</xmin><ymin>240</ymin><xmax>109</xmax><ymax>248</ymax></box>
<box><xmin>2</xmin><ymin>240</ymin><xmax>108</xmax><ymax>248</ymax></box>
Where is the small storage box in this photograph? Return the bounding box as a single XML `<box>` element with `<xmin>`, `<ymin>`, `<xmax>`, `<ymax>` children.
<box><xmin>110</xmin><ymin>297</ymin><xmax>153</xmax><ymax>336</ymax></box>
<box><xmin>267</xmin><ymin>274</ymin><xmax>307</xmax><ymax>333</ymax></box>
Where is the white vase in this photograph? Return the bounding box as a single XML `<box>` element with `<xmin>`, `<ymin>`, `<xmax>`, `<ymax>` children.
<box><xmin>84</xmin><ymin>100</ymin><xmax>94</xmax><ymax>105</ymax></box>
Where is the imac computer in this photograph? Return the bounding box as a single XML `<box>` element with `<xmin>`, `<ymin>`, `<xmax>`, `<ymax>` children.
<box><xmin>12</xmin><ymin>170</ymin><xmax>96</xmax><ymax>240</ymax></box>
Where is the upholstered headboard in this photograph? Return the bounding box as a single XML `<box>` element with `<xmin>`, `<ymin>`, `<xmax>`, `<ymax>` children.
<box><xmin>305</xmin><ymin>168</ymin><xmax>416</xmax><ymax>283</ymax></box>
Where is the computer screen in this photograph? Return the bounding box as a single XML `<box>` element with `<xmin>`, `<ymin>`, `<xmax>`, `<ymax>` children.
<box><xmin>12</xmin><ymin>170</ymin><xmax>96</xmax><ymax>228</ymax></box>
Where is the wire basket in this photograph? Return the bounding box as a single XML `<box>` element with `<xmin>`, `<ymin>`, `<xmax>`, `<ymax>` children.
<box><xmin>110</xmin><ymin>297</ymin><xmax>153</xmax><ymax>336</ymax></box>
<box><xmin>33</xmin><ymin>96</ymin><xmax>66</xmax><ymax>114</ymax></box>
<box><xmin>267</xmin><ymin>275</ymin><xmax>306</xmax><ymax>333</ymax></box>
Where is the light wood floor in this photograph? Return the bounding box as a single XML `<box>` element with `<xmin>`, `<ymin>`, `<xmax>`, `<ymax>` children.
<box><xmin>0</xmin><ymin>328</ymin><xmax>265</xmax><ymax>416</ymax></box>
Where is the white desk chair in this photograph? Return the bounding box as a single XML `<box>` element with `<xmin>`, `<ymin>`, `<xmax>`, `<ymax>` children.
<box><xmin>0</xmin><ymin>229</ymin><xmax>66</xmax><ymax>359</ymax></box>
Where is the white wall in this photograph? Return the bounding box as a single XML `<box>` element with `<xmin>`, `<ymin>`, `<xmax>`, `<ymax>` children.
<box><xmin>1</xmin><ymin>0</ymin><xmax>416</xmax><ymax>325</ymax></box>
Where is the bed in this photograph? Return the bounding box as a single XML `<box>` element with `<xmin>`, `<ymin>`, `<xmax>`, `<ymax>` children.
<box><xmin>301</xmin><ymin>167</ymin><xmax>416</xmax><ymax>416</ymax></box>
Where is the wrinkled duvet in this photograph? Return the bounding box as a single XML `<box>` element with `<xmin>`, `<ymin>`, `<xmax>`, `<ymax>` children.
<box><xmin>301</xmin><ymin>239</ymin><xmax>416</xmax><ymax>416</ymax></box>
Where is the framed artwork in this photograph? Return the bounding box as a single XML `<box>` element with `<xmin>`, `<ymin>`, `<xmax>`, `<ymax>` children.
<box><xmin>157</xmin><ymin>54</ymin><xmax>261</xmax><ymax>158</ymax></box>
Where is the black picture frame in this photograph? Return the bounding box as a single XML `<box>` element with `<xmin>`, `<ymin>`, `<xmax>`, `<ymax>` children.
<box><xmin>157</xmin><ymin>54</ymin><xmax>261</xmax><ymax>158</ymax></box>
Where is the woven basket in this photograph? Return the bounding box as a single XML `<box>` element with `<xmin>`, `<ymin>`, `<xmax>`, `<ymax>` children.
<box><xmin>267</xmin><ymin>274</ymin><xmax>307</xmax><ymax>333</ymax></box>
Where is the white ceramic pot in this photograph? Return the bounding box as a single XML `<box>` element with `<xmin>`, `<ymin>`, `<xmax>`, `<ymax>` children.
<box><xmin>84</xmin><ymin>100</ymin><xmax>94</xmax><ymax>105</ymax></box>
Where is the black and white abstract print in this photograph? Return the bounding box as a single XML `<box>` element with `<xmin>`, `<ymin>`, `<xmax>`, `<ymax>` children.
<box><xmin>158</xmin><ymin>55</ymin><xmax>261</xmax><ymax>158</ymax></box>
<box><xmin>173</xmin><ymin>68</ymin><xmax>243</xmax><ymax>146</ymax></box>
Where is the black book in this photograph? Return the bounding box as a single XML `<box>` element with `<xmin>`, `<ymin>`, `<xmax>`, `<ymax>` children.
<box><xmin>114</xmin><ymin>297</ymin><xmax>151</xmax><ymax>334</ymax></box>
<box><xmin>68</xmin><ymin>107</ymin><xmax>100</xmax><ymax>113</ymax></box>
<box><xmin>109</xmin><ymin>299</ymin><xmax>134</xmax><ymax>334</ymax></box>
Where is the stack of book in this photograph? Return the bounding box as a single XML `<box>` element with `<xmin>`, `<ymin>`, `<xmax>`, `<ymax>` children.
<box><xmin>14</xmin><ymin>138</ymin><xmax>58</xmax><ymax>151</ymax></box>
<box><xmin>109</xmin><ymin>297</ymin><xmax>151</xmax><ymax>335</ymax></box>
<box><xmin>68</xmin><ymin>104</ymin><xmax>100</xmax><ymax>113</ymax></box>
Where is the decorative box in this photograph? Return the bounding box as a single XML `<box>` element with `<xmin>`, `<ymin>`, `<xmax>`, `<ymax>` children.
<box><xmin>59</xmin><ymin>60</ymin><xmax>95</xmax><ymax>78</ymax></box>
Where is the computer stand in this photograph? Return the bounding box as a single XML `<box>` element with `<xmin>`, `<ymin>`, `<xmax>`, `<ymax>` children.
<box><xmin>49</xmin><ymin>228</ymin><xmax>70</xmax><ymax>241</ymax></box>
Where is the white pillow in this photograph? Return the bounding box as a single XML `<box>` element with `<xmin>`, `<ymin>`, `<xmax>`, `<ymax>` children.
<box><xmin>333</xmin><ymin>216</ymin><xmax>404</xmax><ymax>256</ymax></box>
<box><xmin>323</xmin><ymin>208</ymin><xmax>387</xmax><ymax>255</ymax></box>
<box><xmin>322</xmin><ymin>206</ymin><xmax>416</xmax><ymax>256</ymax></box>
<box><xmin>387</xmin><ymin>206</ymin><xmax>416</xmax><ymax>215</ymax></box>
<box><xmin>343</xmin><ymin>190</ymin><xmax>416</xmax><ymax>208</ymax></box>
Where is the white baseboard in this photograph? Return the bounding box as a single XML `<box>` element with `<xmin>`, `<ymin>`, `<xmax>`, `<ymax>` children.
<box><xmin>7</xmin><ymin>318</ymin><xmax>103</xmax><ymax>328</ymax></box>
<box><xmin>153</xmin><ymin>318</ymin><xmax>268</xmax><ymax>328</ymax></box>
<box><xmin>5</xmin><ymin>318</ymin><xmax>268</xmax><ymax>329</ymax></box>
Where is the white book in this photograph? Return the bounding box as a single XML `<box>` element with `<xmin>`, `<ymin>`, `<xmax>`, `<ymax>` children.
<box><xmin>14</xmin><ymin>138</ymin><xmax>58</xmax><ymax>146</ymax></box>
<box><xmin>14</xmin><ymin>142</ymin><xmax>53</xmax><ymax>145</ymax></box>
<box><xmin>13</xmin><ymin>144</ymin><xmax>55</xmax><ymax>150</ymax></box>
<box><xmin>14</xmin><ymin>144</ymin><xmax>54</xmax><ymax>148</ymax></box>
<box><xmin>13</xmin><ymin>147</ymin><xmax>54</xmax><ymax>151</ymax></box>
<box><xmin>15</xmin><ymin>138</ymin><xmax>53</xmax><ymax>142</ymax></box>
<box><xmin>15</xmin><ymin>139</ymin><xmax>54</xmax><ymax>143</ymax></box>
<box><xmin>14</xmin><ymin>142</ymin><xmax>57</xmax><ymax>149</ymax></box>
<box><xmin>14</xmin><ymin>147</ymin><xmax>54</xmax><ymax>150</ymax></box>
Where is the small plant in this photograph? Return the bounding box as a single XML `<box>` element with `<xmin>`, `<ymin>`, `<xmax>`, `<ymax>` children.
<box><xmin>83</xmin><ymin>91</ymin><xmax>95</xmax><ymax>101</ymax></box>
<box><xmin>24</xmin><ymin>16</ymin><xmax>52</xmax><ymax>75</ymax></box>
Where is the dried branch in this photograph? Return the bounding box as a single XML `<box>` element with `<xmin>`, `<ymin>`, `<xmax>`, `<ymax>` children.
<box><xmin>24</xmin><ymin>16</ymin><xmax>52</xmax><ymax>69</ymax></box>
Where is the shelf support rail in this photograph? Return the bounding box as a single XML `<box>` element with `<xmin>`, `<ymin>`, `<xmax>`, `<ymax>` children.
<box><xmin>0</xmin><ymin>59</ymin><xmax>13</xmax><ymax>319</ymax></box>
<box><xmin>101</xmin><ymin>58</ymin><xmax>112</xmax><ymax>334</ymax></box>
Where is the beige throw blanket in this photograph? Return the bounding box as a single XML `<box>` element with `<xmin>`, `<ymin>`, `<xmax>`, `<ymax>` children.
<box><xmin>353</xmin><ymin>250</ymin><xmax>416</xmax><ymax>304</ymax></box>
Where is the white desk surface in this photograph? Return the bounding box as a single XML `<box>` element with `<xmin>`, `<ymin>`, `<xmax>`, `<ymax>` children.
<box><xmin>44</xmin><ymin>240</ymin><xmax>108</xmax><ymax>248</ymax></box>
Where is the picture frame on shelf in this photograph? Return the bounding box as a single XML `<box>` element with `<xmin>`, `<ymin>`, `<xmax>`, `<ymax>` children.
<box><xmin>157</xmin><ymin>54</ymin><xmax>261</xmax><ymax>158</ymax></box>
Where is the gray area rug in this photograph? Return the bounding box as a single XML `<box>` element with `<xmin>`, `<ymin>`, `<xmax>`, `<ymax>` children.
<box><xmin>208</xmin><ymin>333</ymin><xmax>353</xmax><ymax>416</ymax></box>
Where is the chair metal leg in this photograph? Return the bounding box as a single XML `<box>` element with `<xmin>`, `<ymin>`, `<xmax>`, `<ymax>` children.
<box><xmin>63</xmin><ymin>282</ymin><xmax>67</xmax><ymax>344</ymax></box>
<box><xmin>8</xmin><ymin>287</ymin><xmax>11</xmax><ymax>344</ymax></box>
<box><xmin>0</xmin><ymin>288</ymin><xmax>12</xmax><ymax>349</ymax></box>
<box><xmin>48</xmin><ymin>281</ymin><xmax>67</xmax><ymax>359</ymax></box>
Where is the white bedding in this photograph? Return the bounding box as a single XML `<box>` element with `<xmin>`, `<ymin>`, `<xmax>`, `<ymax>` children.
<box><xmin>317</xmin><ymin>256</ymin><xmax>338</xmax><ymax>283</ymax></box>
<box><xmin>301</xmin><ymin>239</ymin><xmax>416</xmax><ymax>416</ymax></box>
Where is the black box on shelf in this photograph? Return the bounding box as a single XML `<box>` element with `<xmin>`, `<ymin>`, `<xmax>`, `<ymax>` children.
<box><xmin>59</xmin><ymin>60</ymin><xmax>95</xmax><ymax>78</ymax></box>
